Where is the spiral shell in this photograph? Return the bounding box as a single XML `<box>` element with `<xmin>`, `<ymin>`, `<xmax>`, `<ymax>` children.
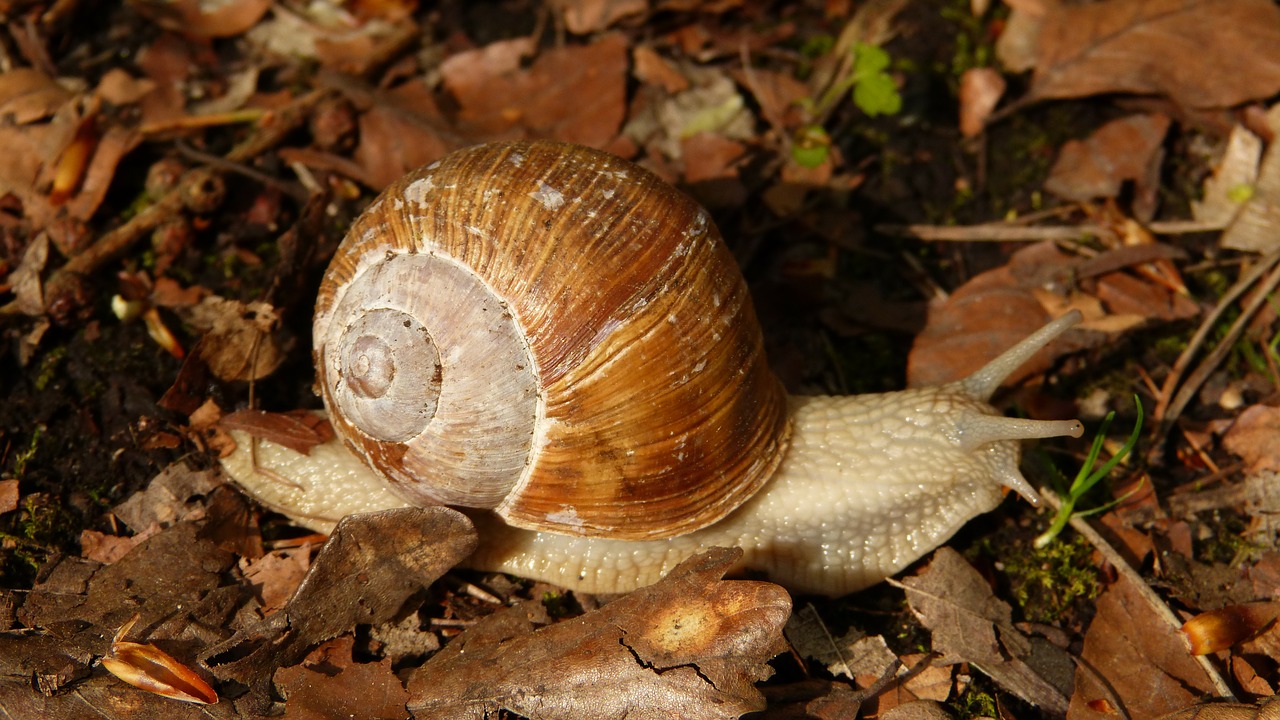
<box><xmin>314</xmin><ymin>141</ymin><xmax>790</xmax><ymax>540</ymax></box>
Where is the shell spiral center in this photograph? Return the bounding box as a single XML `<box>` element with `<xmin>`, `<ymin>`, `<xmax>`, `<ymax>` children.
<box><xmin>335</xmin><ymin>307</ymin><xmax>441</xmax><ymax>442</ymax></box>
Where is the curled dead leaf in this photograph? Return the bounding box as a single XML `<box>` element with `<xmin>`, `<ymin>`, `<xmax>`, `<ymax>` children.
<box><xmin>181</xmin><ymin>296</ymin><xmax>284</xmax><ymax>381</ymax></box>
<box><xmin>1181</xmin><ymin>602</ymin><xmax>1280</xmax><ymax>655</ymax></box>
<box><xmin>958</xmin><ymin>67</ymin><xmax>1005</xmax><ymax>138</ymax></box>
<box><xmin>100</xmin><ymin>614</ymin><xmax>218</xmax><ymax>705</ymax></box>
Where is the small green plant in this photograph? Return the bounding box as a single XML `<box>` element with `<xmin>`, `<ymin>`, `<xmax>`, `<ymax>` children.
<box><xmin>849</xmin><ymin>43</ymin><xmax>902</xmax><ymax>118</ymax></box>
<box><xmin>790</xmin><ymin>42</ymin><xmax>902</xmax><ymax>168</ymax></box>
<box><xmin>1034</xmin><ymin>395</ymin><xmax>1144</xmax><ymax>548</ymax></box>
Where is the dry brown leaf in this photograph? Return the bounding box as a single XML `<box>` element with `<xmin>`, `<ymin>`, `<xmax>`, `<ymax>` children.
<box><xmin>996</xmin><ymin>0</ymin><xmax>1047</xmax><ymax>73</ymax></box>
<box><xmin>1223</xmin><ymin>405</ymin><xmax>1280</xmax><ymax>473</ymax></box>
<box><xmin>881</xmin><ymin>700</ymin><xmax>956</xmax><ymax>720</ymax></box>
<box><xmin>15</xmin><ymin>522</ymin><xmax>239</xmax><ymax>701</ymax></box>
<box><xmin>202</xmin><ymin>507</ymin><xmax>477</xmax><ymax>714</ymax></box>
<box><xmin>241</xmin><ymin>545</ymin><xmax>312</xmax><ymax>616</ymax></box>
<box><xmin>1044</xmin><ymin>114</ymin><xmax>1170</xmax><ymax>202</ymax></box>
<box><xmin>0</xmin><ymin>68</ymin><xmax>74</xmax><ymax>123</ymax></box>
<box><xmin>407</xmin><ymin>548</ymin><xmax>790</xmax><ymax>719</ymax></box>
<box><xmin>442</xmin><ymin>33</ymin><xmax>628</xmax><ymax>148</ymax></box>
<box><xmin>181</xmin><ymin>296</ymin><xmax>284</xmax><ymax>381</ymax></box>
<box><xmin>1028</xmin><ymin>0</ymin><xmax>1280</xmax><ymax>109</ymax></box>
<box><xmin>761</xmin><ymin>679</ymin><xmax>866</xmax><ymax>719</ymax></box>
<box><xmin>1247</xmin><ymin>553</ymin><xmax>1280</xmax><ymax>600</ymax></box>
<box><xmin>95</xmin><ymin>68</ymin><xmax>156</xmax><ymax>106</ymax></box>
<box><xmin>0</xmin><ymin>71</ymin><xmax>142</xmax><ymax>229</ymax></box>
<box><xmin>784</xmin><ymin>604</ymin><xmax>898</xmax><ymax>682</ymax></box>
<box><xmin>900</xmin><ymin>548</ymin><xmax>1072</xmax><ymax>714</ymax></box>
<box><xmin>79</xmin><ymin>529</ymin><xmax>140</xmax><ymax>564</ymax></box>
<box><xmin>7</xmin><ymin>226</ymin><xmax>48</xmax><ymax>318</ymax></box>
<box><xmin>907</xmin><ymin>242</ymin><xmax>1081</xmax><ymax>387</ymax></box>
<box><xmin>732</xmin><ymin>66</ymin><xmax>809</xmax><ymax>129</ymax></box>
<box><xmin>1221</xmin><ymin>105</ymin><xmax>1280</xmax><ymax>252</ymax></box>
<box><xmin>112</xmin><ymin>463</ymin><xmax>224</xmax><ymax>534</ymax></box>
<box><xmin>682</xmin><ymin>132</ymin><xmax>746</xmax><ymax>183</ymax></box>
<box><xmin>634</xmin><ymin>45</ymin><xmax>690</xmax><ymax>94</ymax></box>
<box><xmin>100</xmin><ymin>614</ymin><xmax>218</xmax><ymax>705</ymax></box>
<box><xmin>276</xmin><ymin>637</ymin><xmax>409</xmax><ymax>719</ymax></box>
<box><xmin>127</xmin><ymin>0</ymin><xmax>272</xmax><ymax>38</ymax></box>
<box><xmin>0</xmin><ymin>673</ymin><xmax>215</xmax><ymax>718</ymax></box>
<box><xmin>958</xmin><ymin>67</ymin><xmax>1005</xmax><ymax>138</ymax></box>
<box><xmin>1193</xmin><ymin>122</ymin><xmax>1264</xmax><ymax>228</ymax></box>
<box><xmin>1094</xmin><ymin>271</ymin><xmax>1198</xmax><ymax>321</ymax></box>
<box><xmin>0</xmin><ymin>479</ymin><xmax>17</xmax><ymax>515</ymax></box>
<box><xmin>1156</xmin><ymin>695</ymin><xmax>1280</xmax><ymax>720</ymax></box>
<box><xmin>626</xmin><ymin>66</ymin><xmax>754</xmax><ymax>162</ymax></box>
<box><xmin>1067</xmin><ymin>576</ymin><xmax>1215</xmax><ymax>719</ymax></box>
<box><xmin>351</xmin><ymin>80</ymin><xmax>454</xmax><ymax>190</ymax></box>
<box><xmin>218</xmin><ymin>409</ymin><xmax>334</xmax><ymax>456</ymax></box>
<box><xmin>555</xmin><ymin>0</ymin><xmax>647</xmax><ymax>33</ymax></box>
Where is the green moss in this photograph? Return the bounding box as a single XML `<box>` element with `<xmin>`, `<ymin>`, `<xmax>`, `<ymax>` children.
<box><xmin>34</xmin><ymin>346</ymin><xmax>67</xmax><ymax>391</ymax></box>
<box><xmin>938</xmin><ymin>0</ymin><xmax>995</xmax><ymax>84</ymax></box>
<box><xmin>11</xmin><ymin>425</ymin><xmax>44</xmax><ymax>478</ymax></box>
<box><xmin>991</xmin><ymin>534</ymin><xmax>1101</xmax><ymax>623</ymax></box>
<box><xmin>0</xmin><ymin>492</ymin><xmax>78</xmax><ymax>584</ymax></box>
<box><xmin>1196</xmin><ymin>513</ymin><xmax>1257</xmax><ymax>565</ymax></box>
<box><xmin>950</xmin><ymin>684</ymin><xmax>999</xmax><ymax>719</ymax></box>
<box><xmin>540</xmin><ymin>590</ymin><xmax>575</xmax><ymax>619</ymax></box>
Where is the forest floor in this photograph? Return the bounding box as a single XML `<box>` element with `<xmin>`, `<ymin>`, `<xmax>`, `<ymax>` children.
<box><xmin>3</xmin><ymin>0</ymin><xmax>1280</xmax><ymax>718</ymax></box>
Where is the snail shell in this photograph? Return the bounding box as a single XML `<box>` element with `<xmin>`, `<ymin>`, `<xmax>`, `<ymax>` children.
<box><xmin>316</xmin><ymin>140</ymin><xmax>790</xmax><ymax>541</ymax></box>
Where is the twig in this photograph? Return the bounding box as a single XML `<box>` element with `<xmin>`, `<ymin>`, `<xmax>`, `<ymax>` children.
<box><xmin>1038</xmin><ymin>488</ymin><xmax>1236</xmax><ymax>700</ymax></box>
<box><xmin>0</xmin><ymin>87</ymin><xmax>335</xmax><ymax>321</ymax></box>
<box><xmin>1152</xmin><ymin>248</ymin><xmax>1280</xmax><ymax>434</ymax></box>
<box><xmin>877</xmin><ymin>218</ymin><xmax>1229</xmax><ymax>243</ymax></box>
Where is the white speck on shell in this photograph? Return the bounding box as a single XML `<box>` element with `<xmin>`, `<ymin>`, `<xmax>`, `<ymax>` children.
<box><xmin>403</xmin><ymin>177</ymin><xmax>435</xmax><ymax>207</ymax></box>
<box><xmin>529</xmin><ymin>181</ymin><xmax>565</xmax><ymax>210</ymax></box>
<box><xmin>510</xmin><ymin>152</ymin><xmax>525</xmax><ymax>166</ymax></box>
<box><xmin>545</xmin><ymin>505</ymin><xmax>583</xmax><ymax>529</ymax></box>
<box><xmin>683</xmin><ymin>210</ymin><xmax>708</xmax><ymax>239</ymax></box>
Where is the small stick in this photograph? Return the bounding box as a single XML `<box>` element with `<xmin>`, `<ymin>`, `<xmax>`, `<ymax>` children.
<box><xmin>0</xmin><ymin>88</ymin><xmax>335</xmax><ymax>320</ymax></box>
<box><xmin>1153</xmin><ymin>249</ymin><xmax>1280</xmax><ymax>432</ymax></box>
<box><xmin>877</xmin><ymin>218</ymin><xmax>1230</xmax><ymax>242</ymax></box>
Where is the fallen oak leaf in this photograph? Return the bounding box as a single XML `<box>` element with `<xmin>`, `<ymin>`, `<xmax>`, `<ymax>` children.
<box><xmin>1068</xmin><ymin>575</ymin><xmax>1216</xmax><ymax>718</ymax></box>
<box><xmin>897</xmin><ymin>548</ymin><xmax>1072</xmax><ymax>714</ymax></box>
<box><xmin>1044</xmin><ymin>114</ymin><xmax>1171</xmax><ymax>203</ymax></box>
<box><xmin>275</xmin><ymin>636</ymin><xmax>409</xmax><ymax>719</ymax></box>
<box><xmin>1156</xmin><ymin>694</ymin><xmax>1280</xmax><ymax>719</ymax></box>
<box><xmin>1026</xmin><ymin>0</ymin><xmax>1280</xmax><ymax>109</ymax></box>
<box><xmin>201</xmin><ymin>507</ymin><xmax>477</xmax><ymax>714</ymax></box>
<box><xmin>407</xmin><ymin>547</ymin><xmax>790</xmax><ymax>720</ymax></box>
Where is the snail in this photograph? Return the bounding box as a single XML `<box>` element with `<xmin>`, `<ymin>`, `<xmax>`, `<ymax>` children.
<box><xmin>219</xmin><ymin>140</ymin><xmax>1083</xmax><ymax>597</ymax></box>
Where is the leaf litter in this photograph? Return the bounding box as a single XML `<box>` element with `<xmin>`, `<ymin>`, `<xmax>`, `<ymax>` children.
<box><xmin>6</xmin><ymin>0</ymin><xmax>1280</xmax><ymax>716</ymax></box>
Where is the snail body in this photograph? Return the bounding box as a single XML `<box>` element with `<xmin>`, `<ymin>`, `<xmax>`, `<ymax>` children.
<box><xmin>220</xmin><ymin>141</ymin><xmax>1082</xmax><ymax>596</ymax></box>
